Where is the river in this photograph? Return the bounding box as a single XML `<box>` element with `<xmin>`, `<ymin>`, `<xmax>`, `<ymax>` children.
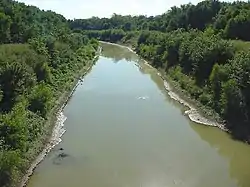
<box><xmin>27</xmin><ymin>43</ymin><xmax>250</xmax><ymax>187</ymax></box>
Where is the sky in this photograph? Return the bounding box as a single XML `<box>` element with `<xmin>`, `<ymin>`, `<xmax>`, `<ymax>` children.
<box><xmin>16</xmin><ymin>0</ymin><xmax>236</xmax><ymax>19</ymax></box>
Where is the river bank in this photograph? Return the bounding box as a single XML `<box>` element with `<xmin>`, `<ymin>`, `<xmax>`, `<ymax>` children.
<box><xmin>26</xmin><ymin>43</ymin><xmax>250</xmax><ymax>187</ymax></box>
<box><xmin>100</xmin><ymin>41</ymin><xmax>227</xmax><ymax>132</ymax></box>
<box><xmin>19</xmin><ymin>49</ymin><xmax>100</xmax><ymax>187</ymax></box>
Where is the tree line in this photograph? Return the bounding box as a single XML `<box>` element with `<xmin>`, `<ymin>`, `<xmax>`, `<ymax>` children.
<box><xmin>0</xmin><ymin>0</ymin><xmax>98</xmax><ymax>186</ymax></box>
<box><xmin>71</xmin><ymin>0</ymin><xmax>250</xmax><ymax>41</ymax></box>
<box><xmin>70</xmin><ymin>0</ymin><xmax>250</xmax><ymax>142</ymax></box>
<box><xmin>1</xmin><ymin>0</ymin><xmax>250</xmax><ymax>186</ymax></box>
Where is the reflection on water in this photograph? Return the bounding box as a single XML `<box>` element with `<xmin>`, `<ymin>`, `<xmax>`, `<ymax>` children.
<box><xmin>27</xmin><ymin>42</ymin><xmax>250</xmax><ymax>187</ymax></box>
<box><xmin>191</xmin><ymin>123</ymin><xmax>250</xmax><ymax>187</ymax></box>
<box><xmin>101</xmin><ymin>43</ymin><xmax>138</xmax><ymax>63</ymax></box>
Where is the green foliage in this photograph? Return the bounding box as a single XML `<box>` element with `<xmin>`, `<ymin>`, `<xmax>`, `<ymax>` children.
<box><xmin>0</xmin><ymin>101</ymin><xmax>29</xmax><ymax>151</ymax></box>
<box><xmin>209</xmin><ymin>64</ymin><xmax>230</xmax><ymax>112</ymax></box>
<box><xmin>0</xmin><ymin>151</ymin><xmax>22</xmax><ymax>187</ymax></box>
<box><xmin>0</xmin><ymin>1</ymin><xmax>98</xmax><ymax>186</ymax></box>
<box><xmin>0</xmin><ymin>56</ymin><xmax>37</xmax><ymax>111</ymax></box>
<box><xmin>0</xmin><ymin>12</ymin><xmax>11</xmax><ymax>43</ymax></box>
<box><xmin>232</xmin><ymin>40</ymin><xmax>250</xmax><ymax>52</ymax></box>
<box><xmin>214</xmin><ymin>2</ymin><xmax>250</xmax><ymax>40</ymax></box>
<box><xmin>28</xmin><ymin>83</ymin><xmax>52</xmax><ymax>118</ymax></box>
<box><xmin>71</xmin><ymin>1</ymin><xmax>250</xmax><ymax>42</ymax></box>
<box><xmin>84</xmin><ymin>29</ymin><xmax>126</xmax><ymax>43</ymax></box>
<box><xmin>0</xmin><ymin>0</ymin><xmax>69</xmax><ymax>43</ymax></box>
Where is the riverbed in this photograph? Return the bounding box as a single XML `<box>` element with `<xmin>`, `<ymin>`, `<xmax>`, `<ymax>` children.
<box><xmin>27</xmin><ymin>42</ymin><xmax>250</xmax><ymax>187</ymax></box>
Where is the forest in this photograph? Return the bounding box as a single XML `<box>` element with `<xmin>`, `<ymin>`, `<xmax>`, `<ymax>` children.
<box><xmin>0</xmin><ymin>0</ymin><xmax>98</xmax><ymax>186</ymax></box>
<box><xmin>1</xmin><ymin>0</ymin><xmax>250</xmax><ymax>186</ymax></box>
<box><xmin>71</xmin><ymin>0</ymin><xmax>250</xmax><ymax>142</ymax></box>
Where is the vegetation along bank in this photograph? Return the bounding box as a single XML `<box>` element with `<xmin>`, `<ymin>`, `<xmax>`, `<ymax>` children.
<box><xmin>71</xmin><ymin>0</ymin><xmax>250</xmax><ymax>142</ymax></box>
<box><xmin>1</xmin><ymin>0</ymin><xmax>250</xmax><ymax>186</ymax></box>
<box><xmin>0</xmin><ymin>0</ymin><xmax>98</xmax><ymax>186</ymax></box>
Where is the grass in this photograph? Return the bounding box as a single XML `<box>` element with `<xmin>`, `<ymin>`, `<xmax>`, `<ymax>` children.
<box><xmin>232</xmin><ymin>40</ymin><xmax>250</xmax><ymax>52</ymax></box>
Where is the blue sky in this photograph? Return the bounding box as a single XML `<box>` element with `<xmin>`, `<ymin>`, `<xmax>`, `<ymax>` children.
<box><xmin>17</xmin><ymin>0</ymin><xmax>236</xmax><ymax>19</ymax></box>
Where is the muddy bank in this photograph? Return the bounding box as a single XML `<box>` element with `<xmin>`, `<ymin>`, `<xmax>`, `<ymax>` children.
<box><xmin>20</xmin><ymin>51</ymin><xmax>100</xmax><ymax>187</ymax></box>
<box><xmin>163</xmin><ymin>81</ymin><xmax>227</xmax><ymax>131</ymax></box>
<box><xmin>101</xmin><ymin>41</ymin><xmax>227</xmax><ymax>131</ymax></box>
<box><xmin>100</xmin><ymin>41</ymin><xmax>136</xmax><ymax>53</ymax></box>
<box><xmin>20</xmin><ymin>111</ymin><xmax>67</xmax><ymax>187</ymax></box>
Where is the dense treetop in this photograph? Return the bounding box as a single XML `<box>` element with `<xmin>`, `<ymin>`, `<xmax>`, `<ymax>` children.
<box><xmin>70</xmin><ymin>0</ymin><xmax>250</xmax><ymax>41</ymax></box>
<box><xmin>0</xmin><ymin>0</ymin><xmax>70</xmax><ymax>44</ymax></box>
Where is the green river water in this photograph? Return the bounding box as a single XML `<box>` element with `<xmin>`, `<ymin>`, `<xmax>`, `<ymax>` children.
<box><xmin>27</xmin><ymin>43</ymin><xmax>250</xmax><ymax>187</ymax></box>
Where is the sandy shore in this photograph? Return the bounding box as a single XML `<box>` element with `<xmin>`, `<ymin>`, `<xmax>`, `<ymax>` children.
<box><xmin>101</xmin><ymin>41</ymin><xmax>227</xmax><ymax>131</ymax></box>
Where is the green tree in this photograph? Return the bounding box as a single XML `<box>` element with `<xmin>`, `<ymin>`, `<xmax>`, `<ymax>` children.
<box><xmin>28</xmin><ymin>83</ymin><xmax>53</xmax><ymax>118</ymax></box>
<box><xmin>0</xmin><ymin>13</ymin><xmax>11</xmax><ymax>43</ymax></box>
<box><xmin>0</xmin><ymin>151</ymin><xmax>21</xmax><ymax>187</ymax></box>
<box><xmin>0</xmin><ymin>101</ymin><xmax>29</xmax><ymax>151</ymax></box>
<box><xmin>209</xmin><ymin>64</ymin><xmax>229</xmax><ymax>113</ymax></box>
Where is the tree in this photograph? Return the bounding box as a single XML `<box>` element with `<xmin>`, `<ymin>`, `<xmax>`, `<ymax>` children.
<box><xmin>0</xmin><ymin>62</ymin><xmax>36</xmax><ymax>111</ymax></box>
<box><xmin>0</xmin><ymin>151</ymin><xmax>21</xmax><ymax>187</ymax></box>
<box><xmin>0</xmin><ymin>101</ymin><xmax>29</xmax><ymax>151</ymax></box>
<box><xmin>0</xmin><ymin>13</ymin><xmax>11</xmax><ymax>43</ymax></box>
<box><xmin>28</xmin><ymin>83</ymin><xmax>53</xmax><ymax>118</ymax></box>
<box><xmin>209</xmin><ymin>64</ymin><xmax>229</xmax><ymax>113</ymax></box>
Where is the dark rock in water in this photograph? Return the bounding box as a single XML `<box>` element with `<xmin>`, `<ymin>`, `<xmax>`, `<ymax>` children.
<box><xmin>58</xmin><ymin>153</ymin><xmax>69</xmax><ymax>158</ymax></box>
<box><xmin>59</xmin><ymin>148</ymin><xmax>64</xmax><ymax>151</ymax></box>
<box><xmin>52</xmin><ymin>152</ymin><xmax>70</xmax><ymax>165</ymax></box>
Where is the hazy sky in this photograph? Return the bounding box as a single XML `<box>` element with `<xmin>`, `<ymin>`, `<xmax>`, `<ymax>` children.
<box><xmin>17</xmin><ymin>0</ymin><xmax>236</xmax><ymax>19</ymax></box>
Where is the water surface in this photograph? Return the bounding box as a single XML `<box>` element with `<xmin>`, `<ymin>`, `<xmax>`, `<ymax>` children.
<box><xmin>27</xmin><ymin>43</ymin><xmax>250</xmax><ymax>187</ymax></box>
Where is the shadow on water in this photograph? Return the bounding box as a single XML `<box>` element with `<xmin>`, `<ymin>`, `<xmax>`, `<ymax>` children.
<box><xmin>227</xmin><ymin>122</ymin><xmax>250</xmax><ymax>143</ymax></box>
<box><xmin>190</xmin><ymin>123</ymin><xmax>250</xmax><ymax>187</ymax></box>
